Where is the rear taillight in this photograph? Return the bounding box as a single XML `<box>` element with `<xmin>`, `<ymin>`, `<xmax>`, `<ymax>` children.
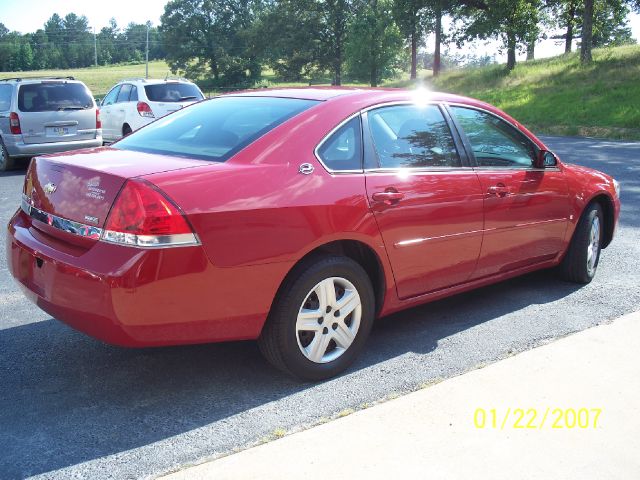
<box><xmin>9</xmin><ymin>112</ymin><xmax>21</xmax><ymax>134</ymax></box>
<box><xmin>102</xmin><ymin>180</ymin><xmax>198</xmax><ymax>248</ymax></box>
<box><xmin>137</xmin><ymin>101</ymin><xmax>155</xmax><ymax>118</ymax></box>
<box><xmin>96</xmin><ymin>108</ymin><xmax>102</xmax><ymax>129</ymax></box>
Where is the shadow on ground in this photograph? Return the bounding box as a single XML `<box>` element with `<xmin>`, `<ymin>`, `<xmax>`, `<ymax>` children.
<box><xmin>0</xmin><ymin>269</ymin><xmax>580</xmax><ymax>478</ymax></box>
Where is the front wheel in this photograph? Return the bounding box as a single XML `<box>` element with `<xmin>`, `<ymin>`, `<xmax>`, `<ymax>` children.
<box><xmin>258</xmin><ymin>255</ymin><xmax>375</xmax><ymax>381</ymax></box>
<box><xmin>559</xmin><ymin>203</ymin><xmax>603</xmax><ymax>284</ymax></box>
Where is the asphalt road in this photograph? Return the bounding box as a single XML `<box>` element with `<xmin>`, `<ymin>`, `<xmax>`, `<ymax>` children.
<box><xmin>1</xmin><ymin>136</ymin><xmax>639</xmax><ymax>480</ymax></box>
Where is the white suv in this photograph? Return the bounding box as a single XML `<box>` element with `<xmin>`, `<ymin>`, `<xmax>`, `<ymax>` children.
<box><xmin>100</xmin><ymin>78</ymin><xmax>204</xmax><ymax>143</ymax></box>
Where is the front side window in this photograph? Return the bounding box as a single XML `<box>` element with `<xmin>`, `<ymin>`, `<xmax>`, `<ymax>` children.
<box><xmin>317</xmin><ymin>116</ymin><xmax>362</xmax><ymax>171</ymax></box>
<box><xmin>114</xmin><ymin>96</ymin><xmax>319</xmax><ymax>162</ymax></box>
<box><xmin>18</xmin><ymin>82</ymin><xmax>94</xmax><ymax>112</ymax></box>
<box><xmin>102</xmin><ymin>85</ymin><xmax>120</xmax><ymax>106</ymax></box>
<box><xmin>144</xmin><ymin>83</ymin><xmax>204</xmax><ymax>103</ymax></box>
<box><xmin>368</xmin><ymin>104</ymin><xmax>460</xmax><ymax>169</ymax></box>
<box><xmin>450</xmin><ymin>106</ymin><xmax>537</xmax><ymax>168</ymax></box>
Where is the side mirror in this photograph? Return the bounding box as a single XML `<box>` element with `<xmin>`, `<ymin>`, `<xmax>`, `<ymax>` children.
<box><xmin>536</xmin><ymin>150</ymin><xmax>558</xmax><ymax>168</ymax></box>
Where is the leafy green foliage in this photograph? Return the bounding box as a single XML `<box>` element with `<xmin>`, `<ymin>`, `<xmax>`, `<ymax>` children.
<box><xmin>346</xmin><ymin>0</ymin><xmax>403</xmax><ymax>85</ymax></box>
<box><xmin>160</xmin><ymin>0</ymin><xmax>262</xmax><ymax>87</ymax></box>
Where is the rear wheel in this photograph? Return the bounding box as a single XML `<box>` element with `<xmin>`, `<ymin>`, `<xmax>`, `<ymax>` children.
<box><xmin>559</xmin><ymin>203</ymin><xmax>603</xmax><ymax>284</ymax></box>
<box><xmin>122</xmin><ymin>124</ymin><xmax>132</xmax><ymax>137</ymax></box>
<box><xmin>259</xmin><ymin>255</ymin><xmax>375</xmax><ymax>381</ymax></box>
<box><xmin>0</xmin><ymin>138</ymin><xmax>15</xmax><ymax>172</ymax></box>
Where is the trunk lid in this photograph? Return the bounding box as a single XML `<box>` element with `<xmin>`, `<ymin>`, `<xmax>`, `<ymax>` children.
<box><xmin>24</xmin><ymin>147</ymin><xmax>208</xmax><ymax>233</ymax></box>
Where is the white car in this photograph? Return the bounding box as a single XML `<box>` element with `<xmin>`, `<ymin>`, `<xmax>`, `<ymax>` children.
<box><xmin>100</xmin><ymin>78</ymin><xmax>205</xmax><ymax>143</ymax></box>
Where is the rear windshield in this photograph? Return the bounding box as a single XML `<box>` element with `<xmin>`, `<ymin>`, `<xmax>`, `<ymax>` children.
<box><xmin>114</xmin><ymin>96</ymin><xmax>319</xmax><ymax>162</ymax></box>
<box><xmin>18</xmin><ymin>82</ymin><xmax>94</xmax><ymax>112</ymax></box>
<box><xmin>144</xmin><ymin>83</ymin><xmax>204</xmax><ymax>102</ymax></box>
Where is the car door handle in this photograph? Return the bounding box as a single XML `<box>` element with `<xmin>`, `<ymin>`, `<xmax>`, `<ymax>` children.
<box><xmin>487</xmin><ymin>184</ymin><xmax>510</xmax><ymax>197</ymax></box>
<box><xmin>118</xmin><ymin>109</ymin><xmax>125</xmax><ymax>113</ymax></box>
<box><xmin>372</xmin><ymin>191</ymin><xmax>405</xmax><ymax>205</ymax></box>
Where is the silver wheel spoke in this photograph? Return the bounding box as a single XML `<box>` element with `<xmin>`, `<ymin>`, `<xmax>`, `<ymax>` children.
<box><xmin>315</xmin><ymin>278</ymin><xmax>337</xmax><ymax>311</ymax></box>
<box><xmin>332</xmin><ymin>321</ymin><xmax>355</xmax><ymax>349</ymax></box>
<box><xmin>337</xmin><ymin>289</ymin><xmax>359</xmax><ymax>318</ymax></box>
<box><xmin>297</xmin><ymin>309</ymin><xmax>322</xmax><ymax>331</ymax></box>
<box><xmin>306</xmin><ymin>333</ymin><xmax>332</xmax><ymax>363</ymax></box>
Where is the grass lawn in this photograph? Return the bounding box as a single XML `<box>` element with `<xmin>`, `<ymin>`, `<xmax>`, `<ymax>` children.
<box><xmin>1</xmin><ymin>61</ymin><xmax>173</xmax><ymax>98</ymax></box>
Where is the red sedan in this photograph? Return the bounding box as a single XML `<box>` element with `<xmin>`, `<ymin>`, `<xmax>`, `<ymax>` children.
<box><xmin>7</xmin><ymin>88</ymin><xmax>620</xmax><ymax>380</ymax></box>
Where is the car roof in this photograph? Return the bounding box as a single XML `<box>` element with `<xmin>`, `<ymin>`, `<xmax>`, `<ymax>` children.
<box><xmin>0</xmin><ymin>77</ymin><xmax>82</xmax><ymax>85</ymax></box>
<box><xmin>121</xmin><ymin>78</ymin><xmax>196</xmax><ymax>85</ymax></box>
<box><xmin>224</xmin><ymin>86</ymin><xmax>488</xmax><ymax>108</ymax></box>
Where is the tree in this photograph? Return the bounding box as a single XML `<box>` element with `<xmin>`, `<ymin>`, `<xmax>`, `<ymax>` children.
<box><xmin>457</xmin><ymin>0</ymin><xmax>541</xmax><ymax>71</ymax></box>
<box><xmin>160</xmin><ymin>0</ymin><xmax>262</xmax><ymax>87</ymax></box>
<box><xmin>580</xmin><ymin>0</ymin><xmax>594</xmax><ymax>62</ymax></box>
<box><xmin>427</xmin><ymin>0</ymin><xmax>457</xmax><ymax>76</ymax></box>
<box><xmin>392</xmin><ymin>0</ymin><xmax>427</xmax><ymax>79</ymax></box>
<box><xmin>251</xmin><ymin>0</ymin><xmax>322</xmax><ymax>81</ymax></box>
<box><xmin>317</xmin><ymin>0</ymin><xmax>354</xmax><ymax>85</ymax></box>
<box><xmin>346</xmin><ymin>0</ymin><xmax>403</xmax><ymax>86</ymax></box>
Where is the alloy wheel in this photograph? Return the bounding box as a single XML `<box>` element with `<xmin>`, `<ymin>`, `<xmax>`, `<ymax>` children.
<box><xmin>295</xmin><ymin>277</ymin><xmax>362</xmax><ymax>364</ymax></box>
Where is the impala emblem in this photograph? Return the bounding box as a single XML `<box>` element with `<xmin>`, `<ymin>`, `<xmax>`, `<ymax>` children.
<box><xmin>43</xmin><ymin>183</ymin><xmax>57</xmax><ymax>194</ymax></box>
<box><xmin>299</xmin><ymin>163</ymin><xmax>314</xmax><ymax>175</ymax></box>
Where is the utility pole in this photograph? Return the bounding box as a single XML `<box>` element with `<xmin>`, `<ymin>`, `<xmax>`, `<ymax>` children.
<box><xmin>94</xmin><ymin>27</ymin><xmax>97</xmax><ymax>67</ymax></box>
<box><xmin>145</xmin><ymin>22</ymin><xmax>150</xmax><ymax>79</ymax></box>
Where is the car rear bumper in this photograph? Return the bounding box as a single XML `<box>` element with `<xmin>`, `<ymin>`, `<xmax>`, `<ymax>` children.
<box><xmin>6</xmin><ymin>209</ymin><xmax>276</xmax><ymax>347</ymax></box>
<box><xmin>3</xmin><ymin>134</ymin><xmax>103</xmax><ymax>157</ymax></box>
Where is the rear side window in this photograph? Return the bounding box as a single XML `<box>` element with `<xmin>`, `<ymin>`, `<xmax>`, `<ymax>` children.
<box><xmin>18</xmin><ymin>83</ymin><xmax>94</xmax><ymax>112</ymax></box>
<box><xmin>144</xmin><ymin>83</ymin><xmax>204</xmax><ymax>102</ymax></box>
<box><xmin>368</xmin><ymin>104</ymin><xmax>460</xmax><ymax>169</ymax></box>
<box><xmin>0</xmin><ymin>84</ymin><xmax>12</xmax><ymax>111</ymax></box>
<box><xmin>117</xmin><ymin>84</ymin><xmax>133</xmax><ymax>103</ymax></box>
<box><xmin>317</xmin><ymin>116</ymin><xmax>362</xmax><ymax>171</ymax></box>
<box><xmin>114</xmin><ymin>96</ymin><xmax>319</xmax><ymax>162</ymax></box>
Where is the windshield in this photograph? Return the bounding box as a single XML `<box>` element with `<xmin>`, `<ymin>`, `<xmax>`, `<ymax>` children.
<box><xmin>18</xmin><ymin>82</ymin><xmax>94</xmax><ymax>112</ymax></box>
<box><xmin>144</xmin><ymin>83</ymin><xmax>204</xmax><ymax>102</ymax></box>
<box><xmin>114</xmin><ymin>96</ymin><xmax>320</xmax><ymax>162</ymax></box>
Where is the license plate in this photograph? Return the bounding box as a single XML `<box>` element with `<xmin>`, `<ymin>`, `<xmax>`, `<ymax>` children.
<box><xmin>47</xmin><ymin>126</ymin><xmax>75</xmax><ymax>136</ymax></box>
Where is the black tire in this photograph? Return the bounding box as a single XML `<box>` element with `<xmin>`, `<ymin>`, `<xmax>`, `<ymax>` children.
<box><xmin>0</xmin><ymin>138</ymin><xmax>15</xmax><ymax>172</ymax></box>
<box><xmin>122</xmin><ymin>124</ymin><xmax>132</xmax><ymax>137</ymax></box>
<box><xmin>258</xmin><ymin>255</ymin><xmax>375</xmax><ymax>381</ymax></box>
<box><xmin>559</xmin><ymin>203</ymin><xmax>603</xmax><ymax>284</ymax></box>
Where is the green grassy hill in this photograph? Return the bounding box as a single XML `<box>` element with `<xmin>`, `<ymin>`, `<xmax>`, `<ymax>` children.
<box><xmin>416</xmin><ymin>45</ymin><xmax>640</xmax><ymax>140</ymax></box>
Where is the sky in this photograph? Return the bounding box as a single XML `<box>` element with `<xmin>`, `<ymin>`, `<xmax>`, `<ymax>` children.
<box><xmin>0</xmin><ymin>0</ymin><xmax>639</xmax><ymax>63</ymax></box>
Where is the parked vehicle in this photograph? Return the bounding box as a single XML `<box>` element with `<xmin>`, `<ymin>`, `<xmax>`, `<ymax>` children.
<box><xmin>7</xmin><ymin>88</ymin><xmax>620</xmax><ymax>380</ymax></box>
<box><xmin>100</xmin><ymin>78</ymin><xmax>204</xmax><ymax>143</ymax></box>
<box><xmin>0</xmin><ymin>77</ymin><xmax>102</xmax><ymax>171</ymax></box>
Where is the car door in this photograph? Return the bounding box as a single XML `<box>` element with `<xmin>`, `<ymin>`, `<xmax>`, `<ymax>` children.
<box><xmin>448</xmin><ymin>105</ymin><xmax>571</xmax><ymax>278</ymax></box>
<box><xmin>100</xmin><ymin>85</ymin><xmax>121</xmax><ymax>141</ymax></box>
<box><xmin>364</xmin><ymin>103</ymin><xmax>484</xmax><ymax>299</ymax></box>
<box><xmin>113</xmin><ymin>84</ymin><xmax>133</xmax><ymax>139</ymax></box>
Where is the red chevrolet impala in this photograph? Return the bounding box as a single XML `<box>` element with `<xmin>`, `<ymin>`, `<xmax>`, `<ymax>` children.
<box><xmin>7</xmin><ymin>88</ymin><xmax>620</xmax><ymax>380</ymax></box>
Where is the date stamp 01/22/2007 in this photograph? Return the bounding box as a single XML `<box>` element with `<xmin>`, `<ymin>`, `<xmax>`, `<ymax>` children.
<box><xmin>473</xmin><ymin>407</ymin><xmax>603</xmax><ymax>430</ymax></box>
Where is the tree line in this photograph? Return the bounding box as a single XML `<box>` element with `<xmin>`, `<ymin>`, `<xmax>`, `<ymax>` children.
<box><xmin>0</xmin><ymin>13</ymin><xmax>165</xmax><ymax>72</ymax></box>
<box><xmin>1</xmin><ymin>0</ymin><xmax>638</xmax><ymax>87</ymax></box>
